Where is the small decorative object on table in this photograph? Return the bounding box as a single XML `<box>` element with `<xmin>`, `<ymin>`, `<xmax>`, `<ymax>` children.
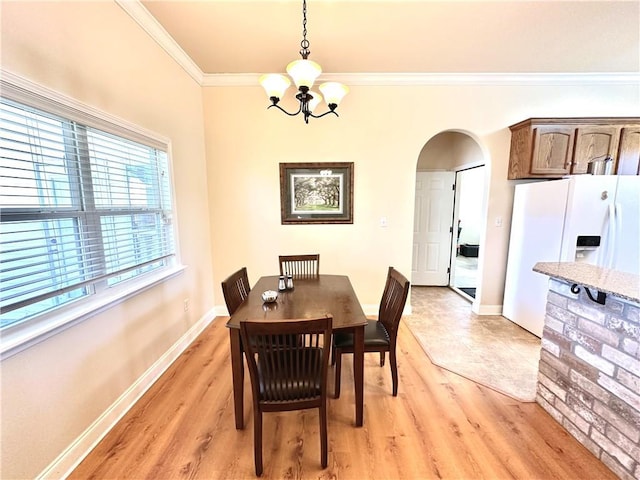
<box><xmin>286</xmin><ymin>274</ymin><xmax>294</xmax><ymax>290</ymax></box>
<box><xmin>261</xmin><ymin>290</ymin><xmax>278</xmax><ymax>303</ymax></box>
<box><xmin>278</xmin><ymin>276</ymin><xmax>286</xmax><ymax>291</ymax></box>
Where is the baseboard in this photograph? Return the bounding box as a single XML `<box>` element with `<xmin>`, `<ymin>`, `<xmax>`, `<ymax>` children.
<box><xmin>361</xmin><ymin>303</ymin><xmax>378</xmax><ymax>316</ymax></box>
<box><xmin>449</xmin><ymin>287</ymin><xmax>502</xmax><ymax>316</ymax></box>
<box><xmin>36</xmin><ymin>308</ymin><xmax>217</xmax><ymax>480</ymax></box>
<box><xmin>474</xmin><ymin>304</ymin><xmax>503</xmax><ymax>316</ymax></box>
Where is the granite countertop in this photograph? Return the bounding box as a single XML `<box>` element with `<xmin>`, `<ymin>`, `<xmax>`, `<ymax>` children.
<box><xmin>533</xmin><ymin>262</ymin><xmax>640</xmax><ymax>303</ymax></box>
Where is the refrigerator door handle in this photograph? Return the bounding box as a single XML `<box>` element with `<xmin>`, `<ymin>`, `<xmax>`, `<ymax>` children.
<box><xmin>606</xmin><ymin>203</ymin><xmax>617</xmax><ymax>269</ymax></box>
<box><xmin>613</xmin><ymin>202</ymin><xmax>622</xmax><ymax>269</ymax></box>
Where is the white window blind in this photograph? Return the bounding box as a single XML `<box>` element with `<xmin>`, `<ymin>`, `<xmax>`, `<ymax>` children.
<box><xmin>0</xmin><ymin>97</ymin><xmax>175</xmax><ymax>329</ymax></box>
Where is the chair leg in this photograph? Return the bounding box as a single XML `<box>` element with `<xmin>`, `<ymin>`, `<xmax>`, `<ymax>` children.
<box><xmin>379</xmin><ymin>351</ymin><xmax>385</xmax><ymax>367</ymax></box>
<box><xmin>331</xmin><ymin>344</ymin><xmax>336</xmax><ymax>366</ymax></box>
<box><xmin>254</xmin><ymin>408</ymin><xmax>263</xmax><ymax>476</ymax></box>
<box><xmin>334</xmin><ymin>350</ymin><xmax>342</xmax><ymax>398</ymax></box>
<box><xmin>319</xmin><ymin>401</ymin><xmax>328</xmax><ymax>468</ymax></box>
<box><xmin>389</xmin><ymin>347</ymin><xmax>398</xmax><ymax>397</ymax></box>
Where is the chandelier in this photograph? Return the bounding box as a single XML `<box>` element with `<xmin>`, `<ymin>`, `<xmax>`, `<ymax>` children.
<box><xmin>259</xmin><ymin>0</ymin><xmax>349</xmax><ymax>124</ymax></box>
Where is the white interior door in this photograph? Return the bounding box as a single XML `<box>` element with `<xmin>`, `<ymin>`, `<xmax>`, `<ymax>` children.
<box><xmin>412</xmin><ymin>171</ymin><xmax>455</xmax><ymax>285</ymax></box>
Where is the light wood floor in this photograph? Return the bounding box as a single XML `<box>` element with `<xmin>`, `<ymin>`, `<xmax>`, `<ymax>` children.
<box><xmin>69</xmin><ymin>311</ymin><xmax>616</xmax><ymax>479</ymax></box>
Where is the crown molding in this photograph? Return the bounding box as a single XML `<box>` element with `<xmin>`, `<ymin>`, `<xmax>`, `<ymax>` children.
<box><xmin>116</xmin><ymin>0</ymin><xmax>203</xmax><ymax>84</ymax></box>
<box><xmin>202</xmin><ymin>72</ymin><xmax>640</xmax><ymax>87</ymax></box>
<box><xmin>118</xmin><ymin>2</ymin><xmax>639</xmax><ymax>89</ymax></box>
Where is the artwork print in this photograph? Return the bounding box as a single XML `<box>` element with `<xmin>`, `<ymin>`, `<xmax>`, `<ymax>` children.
<box><xmin>291</xmin><ymin>172</ymin><xmax>344</xmax><ymax>215</ymax></box>
<box><xmin>279</xmin><ymin>162</ymin><xmax>353</xmax><ymax>224</ymax></box>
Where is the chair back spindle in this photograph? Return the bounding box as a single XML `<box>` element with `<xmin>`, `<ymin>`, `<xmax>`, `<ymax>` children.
<box><xmin>379</xmin><ymin>266</ymin><xmax>410</xmax><ymax>339</ymax></box>
<box><xmin>251</xmin><ymin>331</ymin><xmax>326</xmax><ymax>402</ymax></box>
<box><xmin>221</xmin><ymin>267</ymin><xmax>251</xmax><ymax>315</ymax></box>
<box><xmin>279</xmin><ymin>254</ymin><xmax>320</xmax><ymax>279</ymax></box>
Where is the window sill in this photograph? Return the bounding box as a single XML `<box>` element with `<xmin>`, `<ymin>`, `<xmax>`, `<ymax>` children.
<box><xmin>0</xmin><ymin>265</ymin><xmax>187</xmax><ymax>361</ymax></box>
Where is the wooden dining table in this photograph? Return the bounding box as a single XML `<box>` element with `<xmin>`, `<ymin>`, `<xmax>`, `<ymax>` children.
<box><xmin>226</xmin><ymin>274</ymin><xmax>367</xmax><ymax>428</ymax></box>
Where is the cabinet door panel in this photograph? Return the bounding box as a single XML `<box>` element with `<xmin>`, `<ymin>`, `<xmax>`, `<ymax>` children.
<box><xmin>530</xmin><ymin>126</ymin><xmax>574</xmax><ymax>175</ymax></box>
<box><xmin>616</xmin><ymin>126</ymin><xmax>640</xmax><ymax>175</ymax></box>
<box><xmin>573</xmin><ymin>126</ymin><xmax>620</xmax><ymax>174</ymax></box>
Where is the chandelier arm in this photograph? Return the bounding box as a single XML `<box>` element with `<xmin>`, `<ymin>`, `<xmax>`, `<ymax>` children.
<box><xmin>267</xmin><ymin>103</ymin><xmax>303</xmax><ymax>117</ymax></box>
<box><xmin>306</xmin><ymin>110</ymin><xmax>340</xmax><ymax>119</ymax></box>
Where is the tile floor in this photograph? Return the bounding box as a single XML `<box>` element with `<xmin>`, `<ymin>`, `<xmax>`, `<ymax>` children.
<box><xmin>453</xmin><ymin>254</ymin><xmax>478</xmax><ymax>289</ymax></box>
<box><xmin>405</xmin><ymin>286</ymin><xmax>542</xmax><ymax>402</ymax></box>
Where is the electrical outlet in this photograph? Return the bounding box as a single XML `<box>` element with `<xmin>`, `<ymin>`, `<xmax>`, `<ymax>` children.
<box><xmin>183</xmin><ymin>298</ymin><xmax>190</xmax><ymax>312</ymax></box>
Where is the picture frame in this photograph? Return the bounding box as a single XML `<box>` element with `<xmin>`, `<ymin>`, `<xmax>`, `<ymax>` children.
<box><xmin>279</xmin><ymin>162</ymin><xmax>354</xmax><ymax>224</ymax></box>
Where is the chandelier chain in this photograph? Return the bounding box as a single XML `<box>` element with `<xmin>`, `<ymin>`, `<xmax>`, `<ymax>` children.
<box><xmin>299</xmin><ymin>0</ymin><xmax>310</xmax><ymax>59</ymax></box>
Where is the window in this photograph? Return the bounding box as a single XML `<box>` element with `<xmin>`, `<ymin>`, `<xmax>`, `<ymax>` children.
<box><xmin>0</xmin><ymin>83</ymin><xmax>176</xmax><ymax>333</ymax></box>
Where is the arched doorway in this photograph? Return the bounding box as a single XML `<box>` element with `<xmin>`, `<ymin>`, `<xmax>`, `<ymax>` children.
<box><xmin>412</xmin><ymin>131</ymin><xmax>486</xmax><ymax>304</ymax></box>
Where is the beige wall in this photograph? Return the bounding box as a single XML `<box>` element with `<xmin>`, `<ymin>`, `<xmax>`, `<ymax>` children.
<box><xmin>1</xmin><ymin>2</ymin><xmax>212</xmax><ymax>479</ymax></box>
<box><xmin>1</xmin><ymin>2</ymin><xmax>639</xmax><ymax>479</ymax></box>
<box><xmin>417</xmin><ymin>132</ymin><xmax>456</xmax><ymax>170</ymax></box>
<box><xmin>204</xmin><ymin>83</ymin><xmax>638</xmax><ymax>313</ymax></box>
<box><xmin>417</xmin><ymin>131</ymin><xmax>483</xmax><ymax>171</ymax></box>
<box><xmin>452</xmin><ymin>134</ymin><xmax>484</xmax><ymax>170</ymax></box>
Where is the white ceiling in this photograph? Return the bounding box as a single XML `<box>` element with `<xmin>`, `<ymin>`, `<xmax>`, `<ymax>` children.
<box><xmin>138</xmin><ymin>0</ymin><xmax>640</xmax><ymax>76</ymax></box>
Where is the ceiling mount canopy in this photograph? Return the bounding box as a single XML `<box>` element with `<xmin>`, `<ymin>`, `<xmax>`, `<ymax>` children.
<box><xmin>259</xmin><ymin>0</ymin><xmax>349</xmax><ymax>124</ymax></box>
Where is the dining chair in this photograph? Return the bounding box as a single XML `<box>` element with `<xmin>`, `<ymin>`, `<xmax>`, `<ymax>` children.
<box><xmin>240</xmin><ymin>315</ymin><xmax>333</xmax><ymax>476</ymax></box>
<box><xmin>332</xmin><ymin>267</ymin><xmax>410</xmax><ymax>398</ymax></box>
<box><xmin>279</xmin><ymin>254</ymin><xmax>320</xmax><ymax>279</ymax></box>
<box><xmin>221</xmin><ymin>267</ymin><xmax>251</xmax><ymax>315</ymax></box>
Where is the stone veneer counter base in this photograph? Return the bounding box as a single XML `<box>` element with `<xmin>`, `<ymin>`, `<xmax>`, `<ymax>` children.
<box><xmin>534</xmin><ymin>262</ymin><xmax>639</xmax><ymax>480</ymax></box>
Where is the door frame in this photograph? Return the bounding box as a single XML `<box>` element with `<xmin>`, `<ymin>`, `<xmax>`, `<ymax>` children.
<box><xmin>449</xmin><ymin>165</ymin><xmax>486</xmax><ymax>302</ymax></box>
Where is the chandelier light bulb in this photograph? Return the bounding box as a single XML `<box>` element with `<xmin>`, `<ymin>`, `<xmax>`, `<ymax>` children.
<box><xmin>259</xmin><ymin>74</ymin><xmax>291</xmax><ymax>102</ymax></box>
<box><xmin>286</xmin><ymin>59</ymin><xmax>322</xmax><ymax>89</ymax></box>
<box><xmin>319</xmin><ymin>82</ymin><xmax>349</xmax><ymax>107</ymax></box>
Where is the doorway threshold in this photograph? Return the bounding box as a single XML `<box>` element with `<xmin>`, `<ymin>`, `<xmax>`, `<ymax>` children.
<box><xmin>450</xmin><ymin>286</ymin><xmax>475</xmax><ymax>301</ymax></box>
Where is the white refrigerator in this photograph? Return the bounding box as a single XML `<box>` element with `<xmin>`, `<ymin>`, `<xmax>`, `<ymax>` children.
<box><xmin>502</xmin><ymin>175</ymin><xmax>640</xmax><ymax>337</ymax></box>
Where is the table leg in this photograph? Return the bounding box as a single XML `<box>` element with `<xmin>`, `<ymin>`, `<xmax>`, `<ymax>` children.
<box><xmin>353</xmin><ymin>325</ymin><xmax>364</xmax><ymax>427</ymax></box>
<box><xmin>229</xmin><ymin>329</ymin><xmax>244</xmax><ymax>429</ymax></box>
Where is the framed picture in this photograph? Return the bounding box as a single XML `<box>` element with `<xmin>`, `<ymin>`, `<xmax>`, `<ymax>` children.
<box><xmin>279</xmin><ymin>162</ymin><xmax>354</xmax><ymax>224</ymax></box>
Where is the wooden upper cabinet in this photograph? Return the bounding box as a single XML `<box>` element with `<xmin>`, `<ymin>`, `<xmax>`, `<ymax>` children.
<box><xmin>508</xmin><ymin>118</ymin><xmax>640</xmax><ymax>179</ymax></box>
<box><xmin>616</xmin><ymin>126</ymin><xmax>640</xmax><ymax>175</ymax></box>
<box><xmin>572</xmin><ymin>126</ymin><xmax>620</xmax><ymax>174</ymax></box>
<box><xmin>508</xmin><ymin>119</ymin><xmax>575</xmax><ymax>179</ymax></box>
<box><xmin>530</xmin><ymin>126</ymin><xmax>575</xmax><ymax>175</ymax></box>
